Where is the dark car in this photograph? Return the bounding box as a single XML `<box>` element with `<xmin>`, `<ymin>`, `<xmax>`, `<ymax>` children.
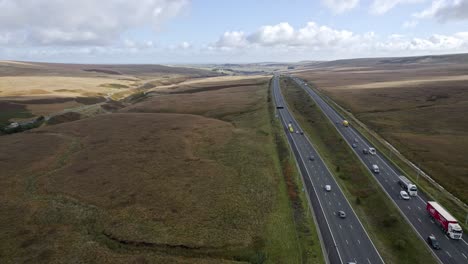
<box><xmin>309</xmin><ymin>156</ymin><xmax>315</xmax><ymax>161</ymax></box>
<box><xmin>427</xmin><ymin>235</ymin><xmax>440</xmax><ymax>250</ymax></box>
<box><xmin>338</xmin><ymin>211</ymin><xmax>346</xmax><ymax>218</ymax></box>
<box><xmin>352</xmin><ymin>143</ymin><xmax>357</xmax><ymax>148</ymax></box>
<box><xmin>362</xmin><ymin>148</ymin><xmax>369</xmax><ymax>154</ymax></box>
<box><xmin>300</xmin><ymin>131</ymin><xmax>304</xmax><ymax>135</ymax></box>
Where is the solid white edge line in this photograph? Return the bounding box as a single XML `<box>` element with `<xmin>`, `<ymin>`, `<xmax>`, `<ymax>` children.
<box><xmin>272</xmin><ymin>76</ymin><xmax>337</xmax><ymax>264</ymax></box>
<box><xmin>280</xmin><ymin>76</ymin><xmax>385</xmax><ymax>264</ymax></box>
<box><xmin>294</xmin><ymin>77</ymin><xmax>444</xmax><ymax>264</ymax></box>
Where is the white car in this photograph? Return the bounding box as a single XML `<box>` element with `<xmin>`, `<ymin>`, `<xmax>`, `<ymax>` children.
<box><xmin>400</xmin><ymin>190</ymin><xmax>410</xmax><ymax>200</ymax></box>
<box><xmin>325</xmin><ymin>185</ymin><xmax>331</xmax><ymax>192</ymax></box>
<box><xmin>369</xmin><ymin>147</ymin><xmax>377</xmax><ymax>155</ymax></box>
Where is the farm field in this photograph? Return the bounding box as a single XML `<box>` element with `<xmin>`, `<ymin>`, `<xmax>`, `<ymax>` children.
<box><xmin>294</xmin><ymin>55</ymin><xmax>468</xmax><ymax>204</ymax></box>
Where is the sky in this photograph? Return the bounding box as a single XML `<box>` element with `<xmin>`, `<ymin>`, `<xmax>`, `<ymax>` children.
<box><xmin>0</xmin><ymin>0</ymin><xmax>467</xmax><ymax>63</ymax></box>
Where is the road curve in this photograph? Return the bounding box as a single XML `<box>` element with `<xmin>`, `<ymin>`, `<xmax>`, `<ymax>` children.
<box><xmin>292</xmin><ymin>76</ymin><xmax>468</xmax><ymax>264</ymax></box>
<box><xmin>272</xmin><ymin>76</ymin><xmax>384</xmax><ymax>264</ymax></box>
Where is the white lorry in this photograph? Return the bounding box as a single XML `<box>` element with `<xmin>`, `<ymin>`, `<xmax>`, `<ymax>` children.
<box><xmin>398</xmin><ymin>176</ymin><xmax>417</xmax><ymax>196</ymax></box>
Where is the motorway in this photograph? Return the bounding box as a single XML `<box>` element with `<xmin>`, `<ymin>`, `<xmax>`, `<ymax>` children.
<box><xmin>272</xmin><ymin>76</ymin><xmax>384</xmax><ymax>264</ymax></box>
<box><xmin>291</xmin><ymin>76</ymin><xmax>468</xmax><ymax>264</ymax></box>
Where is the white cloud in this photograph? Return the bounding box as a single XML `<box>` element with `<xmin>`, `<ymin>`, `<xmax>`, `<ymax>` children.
<box><xmin>248</xmin><ymin>23</ymin><xmax>295</xmax><ymax>46</ymax></box>
<box><xmin>414</xmin><ymin>0</ymin><xmax>468</xmax><ymax>21</ymax></box>
<box><xmin>370</xmin><ymin>0</ymin><xmax>425</xmax><ymax>15</ymax></box>
<box><xmin>179</xmin><ymin>41</ymin><xmax>192</xmax><ymax>49</ymax></box>
<box><xmin>214</xmin><ymin>31</ymin><xmax>248</xmax><ymax>49</ymax></box>
<box><xmin>322</xmin><ymin>0</ymin><xmax>360</xmax><ymax>13</ymax></box>
<box><xmin>212</xmin><ymin>21</ymin><xmax>468</xmax><ymax>58</ymax></box>
<box><xmin>0</xmin><ymin>0</ymin><xmax>189</xmax><ymax>46</ymax></box>
<box><xmin>214</xmin><ymin>22</ymin><xmax>360</xmax><ymax>50</ymax></box>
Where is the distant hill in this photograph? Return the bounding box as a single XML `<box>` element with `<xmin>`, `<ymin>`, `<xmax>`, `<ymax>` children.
<box><xmin>0</xmin><ymin>61</ymin><xmax>221</xmax><ymax>78</ymax></box>
<box><xmin>301</xmin><ymin>53</ymin><xmax>468</xmax><ymax>69</ymax></box>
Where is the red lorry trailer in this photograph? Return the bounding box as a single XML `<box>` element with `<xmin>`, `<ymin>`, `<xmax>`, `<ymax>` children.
<box><xmin>426</xmin><ymin>201</ymin><xmax>463</xmax><ymax>239</ymax></box>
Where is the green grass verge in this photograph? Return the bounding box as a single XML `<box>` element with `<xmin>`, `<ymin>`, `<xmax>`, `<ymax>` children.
<box><xmin>214</xmin><ymin>80</ymin><xmax>325</xmax><ymax>263</ymax></box>
<box><xmin>280</xmin><ymin>77</ymin><xmax>437</xmax><ymax>264</ymax></box>
<box><xmin>307</xmin><ymin>82</ymin><xmax>468</xmax><ymax>232</ymax></box>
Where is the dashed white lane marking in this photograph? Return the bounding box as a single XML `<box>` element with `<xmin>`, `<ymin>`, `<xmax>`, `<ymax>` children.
<box><xmin>346</xmin><ymin>240</ymin><xmax>349</xmax><ymax>245</ymax></box>
<box><xmin>407</xmin><ymin>206</ymin><xmax>411</xmax><ymax>210</ymax></box>
<box><xmin>430</xmin><ymin>220</ymin><xmax>435</xmax><ymax>224</ymax></box>
<box><xmin>462</xmin><ymin>253</ymin><xmax>467</xmax><ymax>259</ymax></box>
<box><xmin>350</xmin><ymin>224</ymin><xmax>353</xmax><ymax>229</ymax></box>
<box><xmin>417</xmin><ymin>218</ymin><xmax>422</xmax><ymax>223</ymax></box>
<box><xmin>445</xmin><ymin>251</ymin><xmax>452</xmax><ymax>258</ymax></box>
<box><xmin>367</xmin><ymin>258</ymin><xmax>371</xmax><ymax>264</ymax></box>
<box><xmin>328</xmin><ymin>201</ymin><xmax>331</xmax><ymax>206</ymax></box>
<box><xmin>445</xmin><ymin>236</ymin><xmax>449</xmax><ymax>240</ymax></box>
<box><xmin>358</xmin><ymin>239</ymin><xmax>361</xmax><ymax>244</ymax></box>
<box><xmin>462</xmin><ymin>239</ymin><xmax>468</xmax><ymax>246</ymax></box>
<box><xmin>417</xmin><ymin>206</ymin><xmax>422</xmax><ymax>210</ymax></box>
<box><xmin>339</xmin><ymin>224</ymin><xmax>342</xmax><ymax>229</ymax></box>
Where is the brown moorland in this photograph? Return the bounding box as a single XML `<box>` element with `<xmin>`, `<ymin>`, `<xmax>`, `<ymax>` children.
<box><xmin>0</xmin><ymin>76</ymin><xmax>323</xmax><ymax>263</ymax></box>
<box><xmin>0</xmin><ymin>61</ymin><xmax>220</xmax><ymax>126</ymax></box>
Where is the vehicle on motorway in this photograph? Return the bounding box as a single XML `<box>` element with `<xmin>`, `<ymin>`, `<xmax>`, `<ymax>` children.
<box><xmin>352</xmin><ymin>143</ymin><xmax>357</xmax><ymax>148</ymax></box>
<box><xmin>309</xmin><ymin>155</ymin><xmax>315</xmax><ymax>161</ymax></box>
<box><xmin>295</xmin><ymin>130</ymin><xmax>299</xmax><ymax>134</ymax></box>
<box><xmin>362</xmin><ymin>148</ymin><xmax>369</xmax><ymax>154</ymax></box>
<box><xmin>300</xmin><ymin>131</ymin><xmax>304</xmax><ymax>135</ymax></box>
<box><xmin>371</xmin><ymin>164</ymin><xmax>380</xmax><ymax>173</ymax></box>
<box><xmin>342</xmin><ymin>120</ymin><xmax>349</xmax><ymax>127</ymax></box>
<box><xmin>369</xmin><ymin>147</ymin><xmax>377</xmax><ymax>155</ymax></box>
<box><xmin>427</xmin><ymin>235</ymin><xmax>441</xmax><ymax>250</ymax></box>
<box><xmin>354</xmin><ymin>138</ymin><xmax>358</xmax><ymax>143</ymax></box>
<box><xmin>325</xmin><ymin>185</ymin><xmax>331</xmax><ymax>191</ymax></box>
<box><xmin>427</xmin><ymin>201</ymin><xmax>463</xmax><ymax>239</ymax></box>
<box><xmin>398</xmin><ymin>175</ymin><xmax>418</xmax><ymax>196</ymax></box>
<box><xmin>338</xmin><ymin>211</ymin><xmax>347</xmax><ymax>218</ymax></box>
<box><xmin>288</xmin><ymin>123</ymin><xmax>294</xmax><ymax>133</ymax></box>
<box><xmin>400</xmin><ymin>190</ymin><xmax>410</xmax><ymax>200</ymax></box>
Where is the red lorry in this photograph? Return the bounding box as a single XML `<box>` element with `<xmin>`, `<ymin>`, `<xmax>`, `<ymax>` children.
<box><xmin>426</xmin><ymin>201</ymin><xmax>463</xmax><ymax>239</ymax></box>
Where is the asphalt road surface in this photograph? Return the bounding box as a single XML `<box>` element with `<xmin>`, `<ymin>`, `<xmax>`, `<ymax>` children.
<box><xmin>272</xmin><ymin>76</ymin><xmax>384</xmax><ymax>264</ymax></box>
<box><xmin>292</xmin><ymin>76</ymin><xmax>468</xmax><ymax>264</ymax></box>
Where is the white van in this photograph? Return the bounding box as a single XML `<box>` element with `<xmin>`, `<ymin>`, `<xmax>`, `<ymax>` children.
<box><xmin>372</xmin><ymin>164</ymin><xmax>380</xmax><ymax>173</ymax></box>
<box><xmin>369</xmin><ymin>148</ymin><xmax>377</xmax><ymax>155</ymax></box>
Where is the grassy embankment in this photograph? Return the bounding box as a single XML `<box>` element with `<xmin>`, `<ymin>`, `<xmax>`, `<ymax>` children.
<box><xmin>306</xmin><ymin>82</ymin><xmax>468</xmax><ymax>231</ymax></box>
<box><xmin>280</xmin><ymin>77</ymin><xmax>437</xmax><ymax>264</ymax></box>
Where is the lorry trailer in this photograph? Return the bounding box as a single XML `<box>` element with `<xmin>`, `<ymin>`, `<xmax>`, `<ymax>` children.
<box><xmin>426</xmin><ymin>201</ymin><xmax>463</xmax><ymax>239</ymax></box>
